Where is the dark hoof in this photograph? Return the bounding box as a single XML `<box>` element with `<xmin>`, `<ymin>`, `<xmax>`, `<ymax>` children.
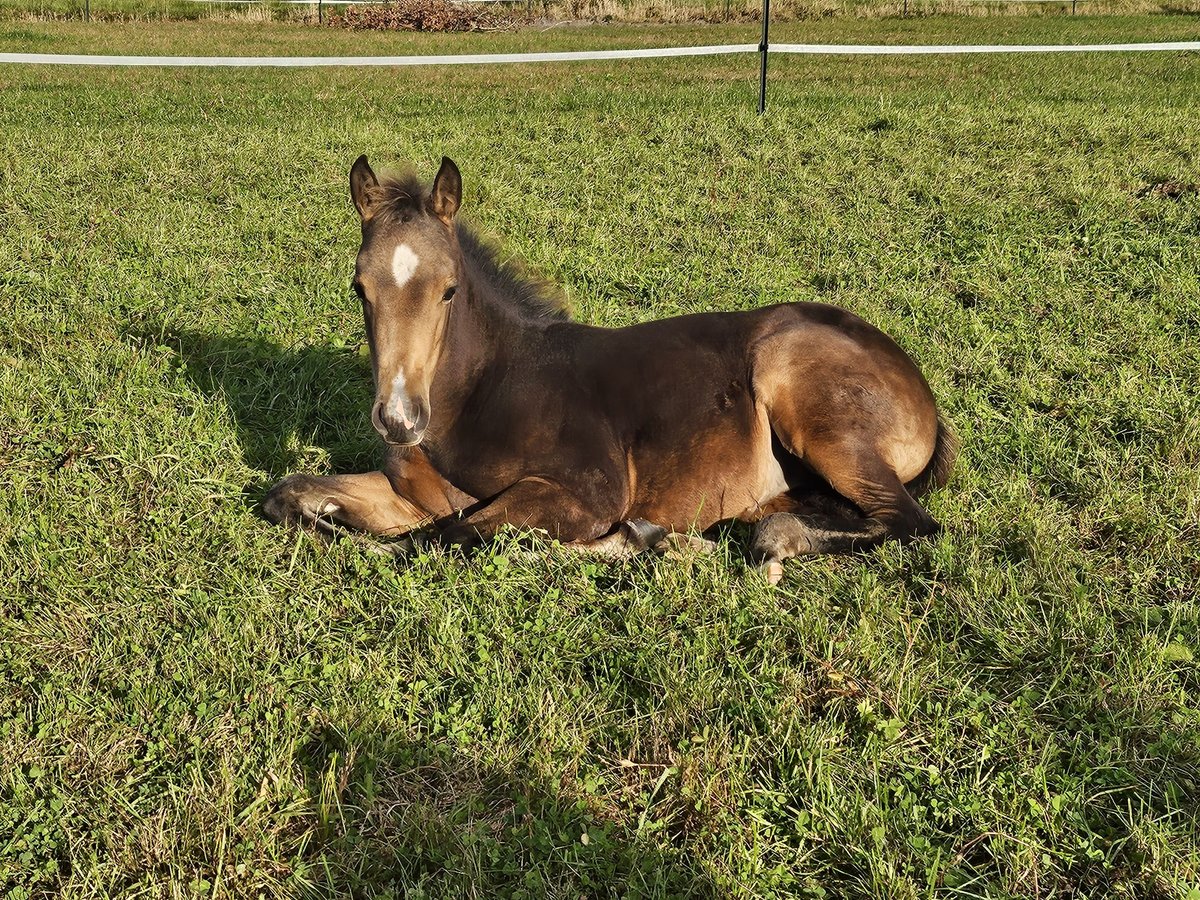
<box><xmin>623</xmin><ymin>518</ymin><xmax>669</xmax><ymax>550</ymax></box>
<box><xmin>261</xmin><ymin>474</ymin><xmax>314</xmax><ymax>525</ymax></box>
<box><xmin>438</xmin><ymin>522</ymin><xmax>485</xmax><ymax>551</ymax></box>
<box><xmin>897</xmin><ymin>513</ymin><xmax>941</xmax><ymax>545</ymax></box>
<box><xmin>750</xmin><ymin>512</ymin><xmax>811</xmax><ymax>561</ymax></box>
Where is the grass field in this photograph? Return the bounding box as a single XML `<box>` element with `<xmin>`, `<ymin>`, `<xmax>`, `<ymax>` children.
<box><xmin>3</xmin><ymin>15</ymin><xmax>1200</xmax><ymax>899</ymax></box>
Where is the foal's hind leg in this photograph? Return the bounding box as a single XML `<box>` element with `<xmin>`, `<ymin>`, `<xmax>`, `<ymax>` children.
<box><xmin>752</xmin><ymin>440</ymin><xmax>940</xmax><ymax>584</ymax></box>
<box><xmin>568</xmin><ymin>519</ymin><xmax>668</xmax><ymax>558</ymax></box>
<box><xmin>571</xmin><ymin>521</ymin><xmax>718</xmax><ymax>559</ymax></box>
<box><xmin>262</xmin><ymin>472</ymin><xmax>430</xmax><ymax>553</ymax></box>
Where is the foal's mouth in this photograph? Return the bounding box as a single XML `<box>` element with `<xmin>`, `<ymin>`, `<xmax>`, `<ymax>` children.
<box><xmin>379</xmin><ymin>434</ymin><xmax>425</xmax><ymax>448</ymax></box>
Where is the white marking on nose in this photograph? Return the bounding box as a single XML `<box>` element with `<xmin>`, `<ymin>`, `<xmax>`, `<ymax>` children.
<box><xmin>385</xmin><ymin>368</ymin><xmax>417</xmax><ymax>430</ymax></box>
<box><xmin>392</xmin><ymin>243</ymin><xmax>419</xmax><ymax>288</ymax></box>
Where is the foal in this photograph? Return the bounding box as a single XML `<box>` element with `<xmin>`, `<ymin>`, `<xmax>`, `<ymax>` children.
<box><xmin>264</xmin><ymin>156</ymin><xmax>955</xmax><ymax>582</ymax></box>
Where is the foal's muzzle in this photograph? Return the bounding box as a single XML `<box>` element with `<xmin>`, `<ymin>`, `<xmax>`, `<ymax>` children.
<box><xmin>372</xmin><ymin>398</ymin><xmax>429</xmax><ymax>446</ymax></box>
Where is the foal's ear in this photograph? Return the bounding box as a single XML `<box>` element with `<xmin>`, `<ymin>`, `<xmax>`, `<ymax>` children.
<box><xmin>427</xmin><ymin>156</ymin><xmax>462</xmax><ymax>226</ymax></box>
<box><xmin>350</xmin><ymin>154</ymin><xmax>380</xmax><ymax>221</ymax></box>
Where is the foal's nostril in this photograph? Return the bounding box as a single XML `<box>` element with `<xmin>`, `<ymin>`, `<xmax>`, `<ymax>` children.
<box><xmin>371</xmin><ymin>401</ymin><xmax>388</xmax><ymax>435</ymax></box>
<box><xmin>372</xmin><ymin>399</ymin><xmax>426</xmax><ymax>445</ymax></box>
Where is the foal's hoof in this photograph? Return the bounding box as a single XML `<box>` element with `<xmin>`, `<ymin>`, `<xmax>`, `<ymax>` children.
<box><xmin>438</xmin><ymin>522</ymin><xmax>486</xmax><ymax>552</ymax></box>
<box><xmin>622</xmin><ymin>519</ymin><xmax>669</xmax><ymax>551</ymax></box>
<box><xmin>654</xmin><ymin>532</ymin><xmax>719</xmax><ymax>559</ymax></box>
<box><xmin>261</xmin><ymin>474</ymin><xmax>310</xmax><ymax>524</ymax></box>
<box><xmin>758</xmin><ymin>559</ymin><xmax>785</xmax><ymax>586</ymax></box>
<box><xmin>261</xmin><ymin>474</ymin><xmax>340</xmax><ymax>527</ymax></box>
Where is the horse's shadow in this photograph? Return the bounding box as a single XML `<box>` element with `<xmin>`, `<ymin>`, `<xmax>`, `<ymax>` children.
<box><xmin>135</xmin><ymin>326</ymin><xmax>380</xmax><ymax>491</ymax></box>
<box><xmin>298</xmin><ymin>722</ymin><xmax>723</xmax><ymax>896</ymax></box>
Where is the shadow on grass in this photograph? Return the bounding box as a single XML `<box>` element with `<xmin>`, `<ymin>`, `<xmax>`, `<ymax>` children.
<box><xmin>297</xmin><ymin>723</ymin><xmax>722</xmax><ymax>898</ymax></box>
<box><xmin>132</xmin><ymin>326</ymin><xmax>381</xmax><ymax>489</ymax></box>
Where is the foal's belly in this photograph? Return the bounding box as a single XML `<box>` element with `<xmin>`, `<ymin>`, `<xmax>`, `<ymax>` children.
<box><xmin>625</xmin><ymin>400</ymin><xmax>785</xmax><ymax>532</ymax></box>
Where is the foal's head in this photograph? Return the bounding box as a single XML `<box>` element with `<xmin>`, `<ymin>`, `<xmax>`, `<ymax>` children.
<box><xmin>349</xmin><ymin>155</ymin><xmax>463</xmax><ymax>446</ymax></box>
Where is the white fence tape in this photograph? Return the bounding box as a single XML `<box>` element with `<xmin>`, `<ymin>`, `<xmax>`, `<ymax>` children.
<box><xmin>1</xmin><ymin>40</ymin><xmax>1198</xmax><ymax>66</ymax></box>
<box><xmin>0</xmin><ymin>45</ymin><xmax>756</xmax><ymax>65</ymax></box>
<box><xmin>179</xmin><ymin>0</ymin><xmax>1109</xmax><ymax>2</ymax></box>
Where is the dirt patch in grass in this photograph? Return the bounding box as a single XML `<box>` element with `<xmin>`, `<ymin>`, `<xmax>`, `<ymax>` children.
<box><xmin>327</xmin><ymin>0</ymin><xmax>514</xmax><ymax>32</ymax></box>
<box><xmin>1137</xmin><ymin>179</ymin><xmax>1199</xmax><ymax>200</ymax></box>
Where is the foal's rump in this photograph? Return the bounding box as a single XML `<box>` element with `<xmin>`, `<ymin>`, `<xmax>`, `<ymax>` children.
<box><xmin>750</xmin><ymin>301</ymin><xmax>941</xmax><ymax>485</ymax></box>
<box><xmin>738</xmin><ymin>301</ymin><xmax>956</xmax><ymax>561</ymax></box>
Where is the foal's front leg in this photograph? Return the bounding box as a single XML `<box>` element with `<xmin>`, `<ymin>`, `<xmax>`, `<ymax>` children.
<box><xmin>436</xmin><ymin>477</ymin><xmax>708</xmax><ymax>561</ymax></box>
<box><xmin>438</xmin><ymin>476</ymin><xmax>618</xmax><ymax>549</ymax></box>
<box><xmin>262</xmin><ymin>471</ymin><xmax>431</xmax><ymax>551</ymax></box>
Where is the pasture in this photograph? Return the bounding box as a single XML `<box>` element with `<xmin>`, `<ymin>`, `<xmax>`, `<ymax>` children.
<box><xmin>2</xmin><ymin>15</ymin><xmax>1200</xmax><ymax>898</ymax></box>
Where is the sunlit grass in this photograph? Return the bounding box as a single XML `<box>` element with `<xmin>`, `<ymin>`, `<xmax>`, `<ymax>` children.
<box><xmin>1</xmin><ymin>16</ymin><xmax>1199</xmax><ymax>899</ymax></box>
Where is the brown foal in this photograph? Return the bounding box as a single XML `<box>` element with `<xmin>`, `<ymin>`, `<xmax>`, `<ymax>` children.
<box><xmin>263</xmin><ymin>156</ymin><xmax>955</xmax><ymax>583</ymax></box>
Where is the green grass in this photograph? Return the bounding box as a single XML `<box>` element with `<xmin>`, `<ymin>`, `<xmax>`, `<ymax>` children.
<box><xmin>2</xmin><ymin>16</ymin><xmax>1200</xmax><ymax>899</ymax></box>
<box><xmin>2</xmin><ymin>14</ymin><xmax>1199</xmax><ymax>55</ymax></box>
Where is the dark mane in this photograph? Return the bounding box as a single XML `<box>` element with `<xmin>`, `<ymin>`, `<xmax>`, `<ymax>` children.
<box><xmin>372</xmin><ymin>174</ymin><xmax>569</xmax><ymax>322</ymax></box>
<box><xmin>456</xmin><ymin>227</ymin><xmax>570</xmax><ymax>322</ymax></box>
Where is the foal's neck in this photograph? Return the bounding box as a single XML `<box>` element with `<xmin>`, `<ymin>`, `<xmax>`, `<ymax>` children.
<box><xmin>431</xmin><ymin>268</ymin><xmax>548</xmax><ymax>413</ymax></box>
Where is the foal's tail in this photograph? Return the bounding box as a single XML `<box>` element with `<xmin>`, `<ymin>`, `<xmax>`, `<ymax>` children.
<box><xmin>906</xmin><ymin>416</ymin><xmax>959</xmax><ymax>498</ymax></box>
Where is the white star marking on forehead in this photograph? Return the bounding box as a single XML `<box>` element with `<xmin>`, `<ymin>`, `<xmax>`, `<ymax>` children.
<box><xmin>392</xmin><ymin>243</ymin><xmax>419</xmax><ymax>288</ymax></box>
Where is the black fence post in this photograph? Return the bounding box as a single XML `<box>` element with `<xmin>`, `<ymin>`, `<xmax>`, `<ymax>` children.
<box><xmin>758</xmin><ymin>0</ymin><xmax>770</xmax><ymax>114</ymax></box>
<box><xmin>318</xmin><ymin>0</ymin><xmax>323</xmax><ymax>22</ymax></box>
<box><xmin>84</xmin><ymin>0</ymin><xmax>89</xmax><ymax>21</ymax></box>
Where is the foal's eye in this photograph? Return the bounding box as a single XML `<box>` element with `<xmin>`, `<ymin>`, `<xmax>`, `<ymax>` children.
<box><xmin>442</xmin><ymin>285</ymin><xmax>458</xmax><ymax>304</ymax></box>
